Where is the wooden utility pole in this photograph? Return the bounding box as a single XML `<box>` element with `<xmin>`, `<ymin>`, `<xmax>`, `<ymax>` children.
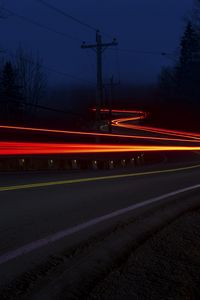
<box><xmin>81</xmin><ymin>30</ymin><xmax>118</xmax><ymax>130</ymax></box>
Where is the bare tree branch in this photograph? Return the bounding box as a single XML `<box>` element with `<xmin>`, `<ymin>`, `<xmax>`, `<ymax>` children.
<box><xmin>14</xmin><ymin>47</ymin><xmax>47</xmax><ymax>115</ymax></box>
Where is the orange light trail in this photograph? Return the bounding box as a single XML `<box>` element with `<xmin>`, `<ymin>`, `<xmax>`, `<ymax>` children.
<box><xmin>0</xmin><ymin>109</ymin><xmax>200</xmax><ymax>155</ymax></box>
<box><xmin>0</xmin><ymin>122</ymin><xmax>198</xmax><ymax>143</ymax></box>
<box><xmin>0</xmin><ymin>141</ymin><xmax>200</xmax><ymax>155</ymax></box>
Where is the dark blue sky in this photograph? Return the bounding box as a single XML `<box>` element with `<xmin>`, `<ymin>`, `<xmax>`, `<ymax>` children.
<box><xmin>0</xmin><ymin>0</ymin><xmax>194</xmax><ymax>87</ymax></box>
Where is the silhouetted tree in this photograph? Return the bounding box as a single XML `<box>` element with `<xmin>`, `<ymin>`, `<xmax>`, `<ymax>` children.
<box><xmin>176</xmin><ymin>22</ymin><xmax>200</xmax><ymax>102</ymax></box>
<box><xmin>159</xmin><ymin>21</ymin><xmax>200</xmax><ymax>104</ymax></box>
<box><xmin>0</xmin><ymin>61</ymin><xmax>23</xmax><ymax>121</ymax></box>
<box><xmin>179</xmin><ymin>22</ymin><xmax>199</xmax><ymax>66</ymax></box>
<box><xmin>2</xmin><ymin>62</ymin><xmax>16</xmax><ymax>97</ymax></box>
<box><xmin>14</xmin><ymin>47</ymin><xmax>46</xmax><ymax>115</ymax></box>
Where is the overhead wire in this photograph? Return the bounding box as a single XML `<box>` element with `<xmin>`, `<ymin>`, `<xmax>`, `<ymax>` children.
<box><xmin>2</xmin><ymin>8</ymin><xmax>93</xmax><ymax>84</ymax></box>
<box><xmin>19</xmin><ymin>56</ymin><xmax>95</xmax><ymax>84</ymax></box>
<box><xmin>42</xmin><ymin>64</ymin><xmax>94</xmax><ymax>84</ymax></box>
<box><xmin>35</xmin><ymin>0</ymin><xmax>114</xmax><ymax>39</ymax></box>
<box><xmin>3</xmin><ymin>47</ymin><xmax>95</xmax><ymax>85</ymax></box>
<box><xmin>0</xmin><ymin>98</ymin><xmax>84</xmax><ymax>117</ymax></box>
<box><xmin>3</xmin><ymin>3</ymin><xmax>172</xmax><ymax>87</ymax></box>
<box><xmin>35</xmin><ymin>0</ymin><xmax>97</xmax><ymax>31</ymax></box>
<box><xmin>3</xmin><ymin>7</ymin><xmax>82</xmax><ymax>42</ymax></box>
<box><xmin>3</xmin><ymin>2</ymin><xmax>118</xmax><ymax>85</ymax></box>
<box><xmin>111</xmin><ymin>47</ymin><xmax>174</xmax><ymax>57</ymax></box>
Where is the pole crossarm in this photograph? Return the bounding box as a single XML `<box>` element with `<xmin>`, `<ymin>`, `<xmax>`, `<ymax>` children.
<box><xmin>81</xmin><ymin>30</ymin><xmax>118</xmax><ymax>130</ymax></box>
<box><xmin>81</xmin><ymin>41</ymin><xmax>118</xmax><ymax>50</ymax></box>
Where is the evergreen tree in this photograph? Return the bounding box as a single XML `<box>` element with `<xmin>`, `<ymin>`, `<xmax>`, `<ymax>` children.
<box><xmin>176</xmin><ymin>22</ymin><xmax>200</xmax><ymax>102</ymax></box>
<box><xmin>179</xmin><ymin>22</ymin><xmax>200</xmax><ymax>67</ymax></box>
<box><xmin>159</xmin><ymin>21</ymin><xmax>200</xmax><ymax>104</ymax></box>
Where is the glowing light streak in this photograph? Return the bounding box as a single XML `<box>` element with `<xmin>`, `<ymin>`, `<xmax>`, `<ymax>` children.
<box><xmin>0</xmin><ymin>108</ymin><xmax>200</xmax><ymax>155</ymax></box>
<box><xmin>0</xmin><ymin>123</ymin><xmax>198</xmax><ymax>144</ymax></box>
<box><xmin>0</xmin><ymin>141</ymin><xmax>200</xmax><ymax>155</ymax></box>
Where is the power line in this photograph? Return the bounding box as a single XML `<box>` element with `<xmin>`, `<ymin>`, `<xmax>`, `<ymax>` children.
<box><xmin>35</xmin><ymin>0</ymin><xmax>97</xmax><ymax>31</ymax></box>
<box><xmin>22</xmin><ymin>56</ymin><xmax>94</xmax><ymax>84</ymax></box>
<box><xmin>31</xmin><ymin>60</ymin><xmax>94</xmax><ymax>84</ymax></box>
<box><xmin>3</xmin><ymin>8</ymin><xmax>81</xmax><ymax>42</ymax></box>
<box><xmin>113</xmin><ymin>48</ymin><xmax>174</xmax><ymax>56</ymax></box>
<box><xmin>4</xmin><ymin>50</ymin><xmax>95</xmax><ymax>85</ymax></box>
<box><xmin>43</xmin><ymin>64</ymin><xmax>94</xmax><ymax>84</ymax></box>
<box><xmin>2</xmin><ymin>8</ymin><xmax>94</xmax><ymax>84</ymax></box>
<box><xmin>35</xmin><ymin>0</ymin><xmax>114</xmax><ymax>39</ymax></box>
<box><xmin>2</xmin><ymin>98</ymin><xmax>84</xmax><ymax>117</ymax></box>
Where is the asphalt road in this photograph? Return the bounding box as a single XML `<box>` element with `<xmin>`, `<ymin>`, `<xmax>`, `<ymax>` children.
<box><xmin>0</xmin><ymin>161</ymin><xmax>200</xmax><ymax>296</ymax></box>
<box><xmin>0</xmin><ymin>161</ymin><xmax>200</xmax><ymax>260</ymax></box>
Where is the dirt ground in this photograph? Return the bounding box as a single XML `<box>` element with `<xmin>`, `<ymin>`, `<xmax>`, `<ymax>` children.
<box><xmin>87</xmin><ymin>210</ymin><xmax>200</xmax><ymax>300</ymax></box>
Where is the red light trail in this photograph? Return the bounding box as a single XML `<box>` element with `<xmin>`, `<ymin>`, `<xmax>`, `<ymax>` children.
<box><xmin>0</xmin><ymin>141</ymin><xmax>199</xmax><ymax>156</ymax></box>
<box><xmin>0</xmin><ymin>109</ymin><xmax>200</xmax><ymax>155</ymax></box>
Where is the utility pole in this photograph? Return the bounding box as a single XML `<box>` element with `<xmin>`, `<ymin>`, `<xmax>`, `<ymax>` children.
<box><xmin>81</xmin><ymin>30</ymin><xmax>118</xmax><ymax>130</ymax></box>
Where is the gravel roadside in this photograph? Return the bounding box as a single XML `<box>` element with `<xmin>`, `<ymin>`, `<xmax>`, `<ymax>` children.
<box><xmin>88</xmin><ymin>209</ymin><xmax>200</xmax><ymax>300</ymax></box>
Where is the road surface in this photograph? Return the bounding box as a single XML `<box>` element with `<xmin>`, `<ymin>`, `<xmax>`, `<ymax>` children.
<box><xmin>1</xmin><ymin>109</ymin><xmax>200</xmax><ymax>298</ymax></box>
<box><xmin>1</xmin><ymin>160</ymin><xmax>200</xmax><ymax>298</ymax></box>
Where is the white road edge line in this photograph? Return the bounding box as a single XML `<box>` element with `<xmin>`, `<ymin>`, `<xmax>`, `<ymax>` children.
<box><xmin>0</xmin><ymin>184</ymin><xmax>200</xmax><ymax>266</ymax></box>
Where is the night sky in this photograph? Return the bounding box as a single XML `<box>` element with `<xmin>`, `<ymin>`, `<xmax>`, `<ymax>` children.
<box><xmin>0</xmin><ymin>0</ymin><xmax>194</xmax><ymax>87</ymax></box>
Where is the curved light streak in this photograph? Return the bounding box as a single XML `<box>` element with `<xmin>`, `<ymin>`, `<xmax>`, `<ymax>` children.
<box><xmin>0</xmin><ymin>109</ymin><xmax>200</xmax><ymax>155</ymax></box>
